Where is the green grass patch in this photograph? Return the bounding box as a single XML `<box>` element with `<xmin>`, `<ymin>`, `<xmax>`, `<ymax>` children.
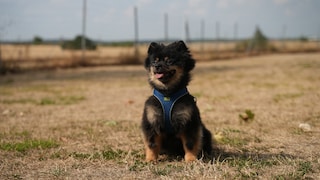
<box><xmin>1</xmin><ymin>98</ymin><xmax>37</xmax><ymax>104</ymax></box>
<box><xmin>129</xmin><ymin>160</ymin><xmax>148</xmax><ymax>172</ymax></box>
<box><xmin>38</xmin><ymin>96</ymin><xmax>86</xmax><ymax>105</ymax></box>
<box><xmin>217</xmin><ymin>128</ymin><xmax>249</xmax><ymax>147</ymax></box>
<box><xmin>273</xmin><ymin>93</ymin><xmax>304</xmax><ymax>103</ymax></box>
<box><xmin>251</xmin><ymin>82</ymin><xmax>277</xmax><ymax>89</ymax></box>
<box><xmin>219</xmin><ymin>136</ymin><xmax>248</xmax><ymax>147</ymax></box>
<box><xmin>69</xmin><ymin>152</ymin><xmax>91</xmax><ymax>159</ymax></box>
<box><xmin>101</xmin><ymin>148</ymin><xmax>125</xmax><ymax>160</ymax></box>
<box><xmin>273</xmin><ymin>160</ymin><xmax>313</xmax><ymax>179</ymax></box>
<box><xmin>0</xmin><ymin>139</ymin><xmax>59</xmax><ymax>152</ymax></box>
<box><xmin>227</xmin><ymin>155</ymin><xmax>280</xmax><ymax>169</ymax></box>
<box><xmin>1</xmin><ymin>95</ymin><xmax>85</xmax><ymax>105</ymax></box>
<box><xmin>150</xmin><ymin>165</ymin><xmax>173</xmax><ymax>176</ymax></box>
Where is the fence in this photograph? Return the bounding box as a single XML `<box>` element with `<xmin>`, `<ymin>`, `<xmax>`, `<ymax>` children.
<box><xmin>0</xmin><ymin>40</ymin><xmax>319</xmax><ymax>71</ymax></box>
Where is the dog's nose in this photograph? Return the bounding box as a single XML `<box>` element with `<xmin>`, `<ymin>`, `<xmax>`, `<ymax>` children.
<box><xmin>155</xmin><ymin>64</ymin><xmax>162</xmax><ymax>70</ymax></box>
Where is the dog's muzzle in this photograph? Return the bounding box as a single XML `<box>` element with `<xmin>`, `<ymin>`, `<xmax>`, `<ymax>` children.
<box><xmin>152</xmin><ymin>62</ymin><xmax>176</xmax><ymax>82</ymax></box>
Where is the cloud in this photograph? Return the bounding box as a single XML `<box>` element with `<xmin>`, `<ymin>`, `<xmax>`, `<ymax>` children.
<box><xmin>136</xmin><ymin>0</ymin><xmax>153</xmax><ymax>7</ymax></box>
<box><xmin>217</xmin><ymin>0</ymin><xmax>230</xmax><ymax>8</ymax></box>
<box><xmin>216</xmin><ymin>0</ymin><xmax>258</xmax><ymax>9</ymax></box>
<box><xmin>273</xmin><ymin>0</ymin><xmax>289</xmax><ymax>5</ymax></box>
<box><xmin>184</xmin><ymin>0</ymin><xmax>211</xmax><ymax>16</ymax></box>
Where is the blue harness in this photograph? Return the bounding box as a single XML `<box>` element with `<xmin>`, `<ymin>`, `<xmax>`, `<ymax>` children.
<box><xmin>153</xmin><ymin>88</ymin><xmax>189</xmax><ymax>133</ymax></box>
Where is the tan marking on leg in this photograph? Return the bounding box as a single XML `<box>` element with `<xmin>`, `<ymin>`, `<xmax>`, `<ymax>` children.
<box><xmin>144</xmin><ymin>135</ymin><xmax>162</xmax><ymax>162</ymax></box>
<box><xmin>180</xmin><ymin>129</ymin><xmax>202</xmax><ymax>162</ymax></box>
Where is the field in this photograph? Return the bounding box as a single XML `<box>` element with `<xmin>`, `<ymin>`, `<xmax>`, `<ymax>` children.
<box><xmin>1</xmin><ymin>40</ymin><xmax>319</xmax><ymax>71</ymax></box>
<box><xmin>0</xmin><ymin>52</ymin><xmax>320</xmax><ymax>179</ymax></box>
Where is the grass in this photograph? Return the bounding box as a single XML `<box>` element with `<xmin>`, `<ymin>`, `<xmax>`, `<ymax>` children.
<box><xmin>273</xmin><ymin>92</ymin><xmax>304</xmax><ymax>103</ymax></box>
<box><xmin>38</xmin><ymin>95</ymin><xmax>85</xmax><ymax>105</ymax></box>
<box><xmin>0</xmin><ymin>96</ymin><xmax>85</xmax><ymax>105</ymax></box>
<box><xmin>0</xmin><ymin>83</ymin><xmax>86</xmax><ymax>106</ymax></box>
<box><xmin>0</xmin><ymin>139</ymin><xmax>59</xmax><ymax>152</ymax></box>
<box><xmin>0</xmin><ymin>53</ymin><xmax>319</xmax><ymax>179</ymax></box>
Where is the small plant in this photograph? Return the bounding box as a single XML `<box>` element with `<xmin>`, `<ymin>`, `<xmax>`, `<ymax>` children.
<box><xmin>69</xmin><ymin>152</ymin><xmax>91</xmax><ymax>160</ymax></box>
<box><xmin>239</xmin><ymin>109</ymin><xmax>255</xmax><ymax>123</ymax></box>
<box><xmin>101</xmin><ymin>148</ymin><xmax>125</xmax><ymax>160</ymax></box>
<box><xmin>128</xmin><ymin>160</ymin><xmax>148</xmax><ymax>172</ymax></box>
<box><xmin>297</xmin><ymin>161</ymin><xmax>313</xmax><ymax>177</ymax></box>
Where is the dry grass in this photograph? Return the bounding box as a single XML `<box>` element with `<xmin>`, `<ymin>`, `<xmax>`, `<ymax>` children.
<box><xmin>1</xmin><ymin>40</ymin><xmax>319</xmax><ymax>71</ymax></box>
<box><xmin>0</xmin><ymin>53</ymin><xmax>320</xmax><ymax>179</ymax></box>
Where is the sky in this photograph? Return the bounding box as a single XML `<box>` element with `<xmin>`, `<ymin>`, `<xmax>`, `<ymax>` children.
<box><xmin>0</xmin><ymin>0</ymin><xmax>320</xmax><ymax>42</ymax></box>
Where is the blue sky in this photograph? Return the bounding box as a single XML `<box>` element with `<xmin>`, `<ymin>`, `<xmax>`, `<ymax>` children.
<box><xmin>0</xmin><ymin>0</ymin><xmax>319</xmax><ymax>41</ymax></box>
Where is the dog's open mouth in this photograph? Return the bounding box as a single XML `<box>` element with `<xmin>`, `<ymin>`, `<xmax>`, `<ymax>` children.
<box><xmin>154</xmin><ymin>69</ymin><xmax>176</xmax><ymax>81</ymax></box>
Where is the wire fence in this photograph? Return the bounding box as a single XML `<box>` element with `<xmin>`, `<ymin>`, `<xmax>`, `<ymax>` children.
<box><xmin>0</xmin><ymin>40</ymin><xmax>319</xmax><ymax>72</ymax></box>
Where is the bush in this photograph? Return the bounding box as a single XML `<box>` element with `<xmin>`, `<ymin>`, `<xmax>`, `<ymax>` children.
<box><xmin>252</xmin><ymin>26</ymin><xmax>268</xmax><ymax>51</ymax></box>
<box><xmin>61</xmin><ymin>35</ymin><xmax>96</xmax><ymax>50</ymax></box>
<box><xmin>33</xmin><ymin>36</ymin><xmax>43</xmax><ymax>45</ymax></box>
<box><xmin>235</xmin><ymin>26</ymin><xmax>276</xmax><ymax>52</ymax></box>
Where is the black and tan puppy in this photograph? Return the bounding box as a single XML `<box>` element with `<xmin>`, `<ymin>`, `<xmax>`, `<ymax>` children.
<box><xmin>141</xmin><ymin>41</ymin><xmax>212</xmax><ymax>162</ymax></box>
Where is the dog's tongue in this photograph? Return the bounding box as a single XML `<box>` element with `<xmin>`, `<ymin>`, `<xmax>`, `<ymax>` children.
<box><xmin>155</xmin><ymin>73</ymin><xmax>164</xmax><ymax>79</ymax></box>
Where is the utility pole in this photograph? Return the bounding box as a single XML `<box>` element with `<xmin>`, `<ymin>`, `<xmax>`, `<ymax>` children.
<box><xmin>164</xmin><ymin>13</ymin><xmax>168</xmax><ymax>43</ymax></box>
<box><xmin>185</xmin><ymin>19</ymin><xmax>190</xmax><ymax>44</ymax></box>
<box><xmin>282</xmin><ymin>24</ymin><xmax>287</xmax><ymax>51</ymax></box>
<box><xmin>234</xmin><ymin>22</ymin><xmax>238</xmax><ymax>53</ymax></box>
<box><xmin>81</xmin><ymin>0</ymin><xmax>87</xmax><ymax>61</ymax></box>
<box><xmin>318</xmin><ymin>25</ymin><xmax>320</xmax><ymax>50</ymax></box>
<box><xmin>234</xmin><ymin>22</ymin><xmax>238</xmax><ymax>41</ymax></box>
<box><xmin>134</xmin><ymin>6</ymin><xmax>139</xmax><ymax>58</ymax></box>
<box><xmin>200</xmin><ymin>19</ymin><xmax>205</xmax><ymax>54</ymax></box>
<box><xmin>215</xmin><ymin>21</ymin><xmax>220</xmax><ymax>52</ymax></box>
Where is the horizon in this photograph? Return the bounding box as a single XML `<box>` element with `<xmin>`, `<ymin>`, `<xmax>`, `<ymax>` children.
<box><xmin>1</xmin><ymin>0</ymin><xmax>320</xmax><ymax>42</ymax></box>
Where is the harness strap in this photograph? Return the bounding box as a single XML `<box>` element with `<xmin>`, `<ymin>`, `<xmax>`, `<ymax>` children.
<box><xmin>153</xmin><ymin>88</ymin><xmax>189</xmax><ymax>133</ymax></box>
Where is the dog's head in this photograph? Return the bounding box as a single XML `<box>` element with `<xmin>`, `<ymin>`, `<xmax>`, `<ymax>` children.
<box><xmin>145</xmin><ymin>41</ymin><xmax>195</xmax><ymax>94</ymax></box>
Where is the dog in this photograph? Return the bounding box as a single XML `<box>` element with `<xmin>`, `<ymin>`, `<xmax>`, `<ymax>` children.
<box><xmin>141</xmin><ymin>41</ymin><xmax>212</xmax><ymax>162</ymax></box>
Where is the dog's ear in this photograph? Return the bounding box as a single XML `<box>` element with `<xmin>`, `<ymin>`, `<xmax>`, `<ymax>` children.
<box><xmin>147</xmin><ymin>42</ymin><xmax>160</xmax><ymax>54</ymax></box>
<box><xmin>145</xmin><ymin>42</ymin><xmax>159</xmax><ymax>70</ymax></box>
<box><xmin>176</xmin><ymin>40</ymin><xmax>188</xmax><ymax>52</ymax></box>
<box><xmin>175</xmin><ymin>41</ymin><xmax>194</xmax><ymax>72</ymax></box>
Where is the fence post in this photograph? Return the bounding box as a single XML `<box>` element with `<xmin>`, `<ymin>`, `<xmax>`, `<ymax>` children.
<box><xmin>134</xmin><ymin>6</ymin><xmax>139</xmax><ymax>59</ymax></box>
<box><xmin>185</xmin><ymin>19</ymin><xmax>190</xmax><ymax>44</ymax></box>
<box><xmin>215</xmin><ymin>21</ymin><xmax>220</xmax><ymax>53</ymax></box>
<box><xmin>200</xmin><ymin>19</ymin><xmax>205</xmax><ymax>54</ymax></box>
<box><xmin>164</xmin><ymin>13</ymin><xmax>168</xmax><ymax>43</ymax></box>
<box><xmin>81</xmin><ymin>0</ymin><xmax>87</xmax><ymax>62</ymax></box>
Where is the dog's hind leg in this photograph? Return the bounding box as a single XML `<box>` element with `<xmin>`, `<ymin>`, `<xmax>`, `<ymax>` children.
<box><xmin>144</xmin><ymin>135</ymin><xmax>162</xmax><ymax>162</ymax></box>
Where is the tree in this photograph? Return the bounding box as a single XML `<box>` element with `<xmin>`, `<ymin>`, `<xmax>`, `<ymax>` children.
<box><xmin>251</xmin><ymin>26</ymin><xmax>268</xmax><ymax>51</ymax></box>
<box><xmin>235</xmin><ymin>26</ymin><xmax>272</xmax><ymax>52</ymax></box>
<box><xmin>61</xmin><ymin>35</ymin><xmax>96</xmax><ymax>50</ymax></box>
<box><xmin>33</xmin><ymin>36</ymin><xmax>43</xmax><ymax>45</ymax></box>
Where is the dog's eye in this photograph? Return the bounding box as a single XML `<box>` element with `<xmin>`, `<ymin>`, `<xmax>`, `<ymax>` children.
<box><xmin>165</xmin><ymin>57</ymin><xmax>174</xmax><ymax>65</ymax></box>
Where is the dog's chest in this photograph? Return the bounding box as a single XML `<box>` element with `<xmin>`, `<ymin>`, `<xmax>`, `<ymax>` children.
<box><xmin>153</xmin><ymin>88</ymin><xmax>193</xmax><ymax>133</ymax></box>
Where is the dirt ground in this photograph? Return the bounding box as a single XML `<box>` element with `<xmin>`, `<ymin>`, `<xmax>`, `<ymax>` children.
<box><xmin>0</xmin><ymin>53</ymin><xmax>319</xmax><ymax>179</ymax></box>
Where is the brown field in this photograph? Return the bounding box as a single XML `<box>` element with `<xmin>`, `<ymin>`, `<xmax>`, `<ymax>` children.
<box><xmin>0</xmin><ymin>53</ymin><xmax>320</xmax><ymax>179</ymax></box>
<box><xmin>1</xmin><ymin>40</ymin><xmax>320</xmax><ymax>71</ymax></box>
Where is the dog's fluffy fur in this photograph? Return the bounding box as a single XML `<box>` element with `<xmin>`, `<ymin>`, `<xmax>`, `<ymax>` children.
<box><xmin>141</xmin><ymin>41</ymin><xmax>212</xmax><ymax>162</ymax></box>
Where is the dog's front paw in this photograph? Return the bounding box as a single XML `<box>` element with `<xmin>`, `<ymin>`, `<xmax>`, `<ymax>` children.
<box><xmin>145</xmin><ymin>148</ymin><xmax>158</xmax><ymax>162</ymax></box>
<box><xmin>184</xmin><ymin>152</ymin><xmax>197</xmax><ymax>162</ymax></box>
<box><xmin>145</xmin><ymin>155</ymin><xmax>157</xmax><ymax>162</ymax></box>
